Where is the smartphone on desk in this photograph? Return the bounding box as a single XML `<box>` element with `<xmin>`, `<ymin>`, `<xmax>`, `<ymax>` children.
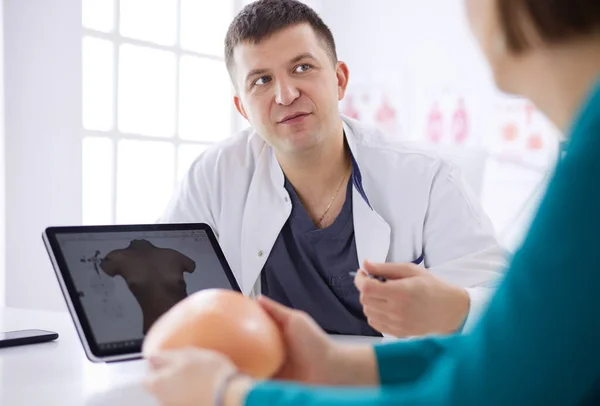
<box><xmin>0</xmin><ymin>329</ymin><xmax>59</xmax><ymax>348</ymax></box>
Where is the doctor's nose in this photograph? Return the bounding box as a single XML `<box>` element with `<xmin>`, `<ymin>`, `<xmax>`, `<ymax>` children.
<box><xmin>274</xmin><ymin>79</ymin><xmax>300</xmax><ymax>106</ymax></box>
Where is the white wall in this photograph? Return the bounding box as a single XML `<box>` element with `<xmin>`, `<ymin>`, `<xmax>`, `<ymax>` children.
<box><xmin>4</xmin><ymin>0</ymin><xmax>82</xmax><ymax>311</ymax></box>
<box><xmin>0</xmin><ymin>0</ymin><xmax>5</xmax><ymax>307</ymax></box>
<box><xmin>324</xmin><ymin>0</ymin><xmax>491</xmax><ymax>86</ymax></box>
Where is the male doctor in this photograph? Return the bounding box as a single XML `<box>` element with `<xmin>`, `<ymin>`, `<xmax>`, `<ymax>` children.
<box><xmin>161</xmin><ymin>0</ymin><xmax>507</xmax><ymax>338</ymax></box>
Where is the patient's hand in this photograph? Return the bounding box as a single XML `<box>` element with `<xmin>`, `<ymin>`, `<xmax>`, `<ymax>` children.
<box><xmin>144</xmin><ymin>347</ymin><xmax>251</xmax><ymax>406</ymax></box>
<box><xmin>257</xmin><ymin>296</ymin><xmax>379</xmax><ymax>386</ymax></box>
<box><xmin>354</xmin><ymin>261</ymin><xmax>470</xmax><ymax>337</ymax></box>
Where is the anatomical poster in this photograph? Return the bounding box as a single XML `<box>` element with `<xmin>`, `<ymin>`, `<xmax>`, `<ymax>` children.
<box><xmin>339</xmin><ymin>78</ymin><xmax>409</xmax><ymax>140</ymax></box>
<box><xmin>483</xmin><ymin>95</ymin><xmax>561</xmax><ymax>170</ymax></box>
<box><xmin>410</xmin><ymin>86</ymin><xmax>483</xmax><ymax>147</ymax></box>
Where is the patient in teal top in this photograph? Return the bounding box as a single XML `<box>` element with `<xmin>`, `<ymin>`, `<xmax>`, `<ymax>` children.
<box><xmin>144</xmin><ymin>0</ymin><xmax>600</xmax><ymax>405</ymax></box>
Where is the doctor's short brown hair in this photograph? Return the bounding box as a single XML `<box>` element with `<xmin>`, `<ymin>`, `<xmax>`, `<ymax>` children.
<box><xmin>224</xmin><ymin>0</ymin><xmax>337</xmax><ymax>75</ymax></box>
<box><xmin>499</xmin><ymin>0</ymin><xmax>600</xmax><ymax>53</ymax></box>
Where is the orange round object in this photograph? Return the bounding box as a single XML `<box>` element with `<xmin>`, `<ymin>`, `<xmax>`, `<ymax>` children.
<box><xmin>142</xmin><ymin>289</ymin><xmax>285</xmax><ymax>379</ymax></box>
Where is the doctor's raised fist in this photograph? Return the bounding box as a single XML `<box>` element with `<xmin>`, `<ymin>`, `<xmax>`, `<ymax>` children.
<box><xmin>354</xmin><ymin>261</ymin><xmax>471</xmax><ymax>337</ymax></box>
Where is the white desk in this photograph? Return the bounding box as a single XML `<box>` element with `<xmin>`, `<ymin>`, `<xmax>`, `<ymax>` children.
<box><xmin>0</xmin><ymin>307</ymin><xmax>384</xmax><ymax>406</ymax></box>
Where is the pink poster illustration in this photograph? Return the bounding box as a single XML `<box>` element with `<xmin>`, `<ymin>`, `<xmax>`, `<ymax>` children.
<box><xmin>415</xmin><ymin>88</ymin><xmax>477</xmax><ymax>146</ymax></box>
<box><xmin>338</xmin><ymin>80</ymin><xmax>407</xmax><ymax>139</ymax></box>
<box><xmin>374</xmin><ymin>95</ymin><xmax>398</xmax><ymax>135</ymax></box>
<box><xmin>486</xmin><ymin>96</ymin><xmax>559</xmax><ymax>169</ymax></box>
<box><xmin>426</xmin><ymin>102</ymin><xmax>443</xmax><ymax>143</ymax></box>
<box><xmin>452</xmin><ymin>98</ymin><xmax>469</xmax><ymax>144</ymax></box>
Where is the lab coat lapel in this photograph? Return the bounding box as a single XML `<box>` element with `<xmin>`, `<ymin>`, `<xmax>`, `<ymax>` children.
<box><xmin>352</xmin><ymin>188</ymin><xmax>391</xmax><ymax>265</ymax></box>
<box><xmin>239</xmin><ymin>143</ymin><xmax>290</xmax><ymax>295</ymax></box>
<box><xmin>344</xmin><ymin>119</ymin><xmax>391</xmax><ymax>265</ymax></box>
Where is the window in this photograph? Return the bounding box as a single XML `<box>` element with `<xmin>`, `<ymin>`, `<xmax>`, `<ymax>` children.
<box><xmin>82</xmin><ymin>0</ymin><xmax>240</xmax><ymax>225</ymax></box>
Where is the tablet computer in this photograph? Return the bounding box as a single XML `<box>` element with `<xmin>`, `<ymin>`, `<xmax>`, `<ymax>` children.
<box><xmin>42</xmin><ymin>223</ymin><xmax>241</xmax><ymax>363</ymax></box>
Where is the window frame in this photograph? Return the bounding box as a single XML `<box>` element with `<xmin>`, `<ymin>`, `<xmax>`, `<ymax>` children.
<box><xmin>82</xmin><ymin>0</ymin><xmax>243</xmax><ymax>225</ymax></box>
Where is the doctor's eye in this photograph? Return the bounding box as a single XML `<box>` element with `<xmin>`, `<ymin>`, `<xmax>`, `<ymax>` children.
<box><xmin>254</xmin><ymin>76</ymin><xmax>272</xmax><ymax>86</ymax></box>
<box><xmin>294</xmin><ymin>64</ymin><xmax>312</xmax><ymax>73</ymax></box>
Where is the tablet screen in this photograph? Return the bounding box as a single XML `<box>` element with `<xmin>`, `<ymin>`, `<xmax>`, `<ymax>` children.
<box><xmin>48</xmin><ymin>226</ymin><xmax>239</xmax><ymax>356</ymax></box>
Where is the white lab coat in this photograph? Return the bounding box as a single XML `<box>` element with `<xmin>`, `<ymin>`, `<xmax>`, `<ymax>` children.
<box><xmin>161</xmin><ymin>116</ymin><xmax>508</xmax><ymax>332</ymax></box>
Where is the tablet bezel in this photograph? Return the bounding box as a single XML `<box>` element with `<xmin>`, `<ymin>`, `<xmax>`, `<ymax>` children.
<box><xmin>42</xmin><ymin>223</ymin><xmax>241</xmax><ymax>363</ymax></box>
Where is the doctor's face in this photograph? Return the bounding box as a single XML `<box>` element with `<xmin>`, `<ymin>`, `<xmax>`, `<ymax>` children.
<box><xmin>231</xmin><ymin>23</ymin><xmax>349</xmax><ymax>154</ymax></box>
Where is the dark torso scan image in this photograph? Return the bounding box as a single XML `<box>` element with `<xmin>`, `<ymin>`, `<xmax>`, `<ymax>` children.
<box><xmin>100</xmin><ymin>239</ymin><xmax>196</xmax><ymax>334</ymax></box>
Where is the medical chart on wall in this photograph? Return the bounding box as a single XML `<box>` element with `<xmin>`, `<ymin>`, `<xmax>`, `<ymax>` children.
<box><xmin>339</xmin><ymin>77</ymin><xmax>409</xmax><ymax>139</ymax></box>
<box><xmin>409</xmin><ymin>86</ymin><xmax>484</xmax><ymax>147</ymax></box>
<box><xmin>484</xmin><ymin>96</ymin><xmax>561</xmax><ymax>170</ymax></box>
<box><xmin>340</xmin><ymin>79</ymin><xmax>559</xmax><ymax>172</ymax></box>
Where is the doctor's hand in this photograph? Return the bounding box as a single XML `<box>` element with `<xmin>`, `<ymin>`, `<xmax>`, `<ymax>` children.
<box><xmin>354</xmin><ymin>261</ymin><xmax>470</xmax><ymax>338</ymax></box>
<box><xmin>257</xmin><ymin>296</ymin><xmax>379</xmax><ymax>386</ymax></box>
<box><xmin>143</xmin><ymin>347</ymin><xmax>254</xmax><ymax>406</ymax></box>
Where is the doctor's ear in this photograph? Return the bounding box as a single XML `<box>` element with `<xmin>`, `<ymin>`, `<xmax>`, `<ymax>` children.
<box><xmin>336</xmin><ymin>61</ymin><xmax>350</xmax><ymax>101</ymax></box>
<box><xmin>234</xmin><ymin>96</ymin><xmax>248</xmax><ymax>120</ymax></box>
